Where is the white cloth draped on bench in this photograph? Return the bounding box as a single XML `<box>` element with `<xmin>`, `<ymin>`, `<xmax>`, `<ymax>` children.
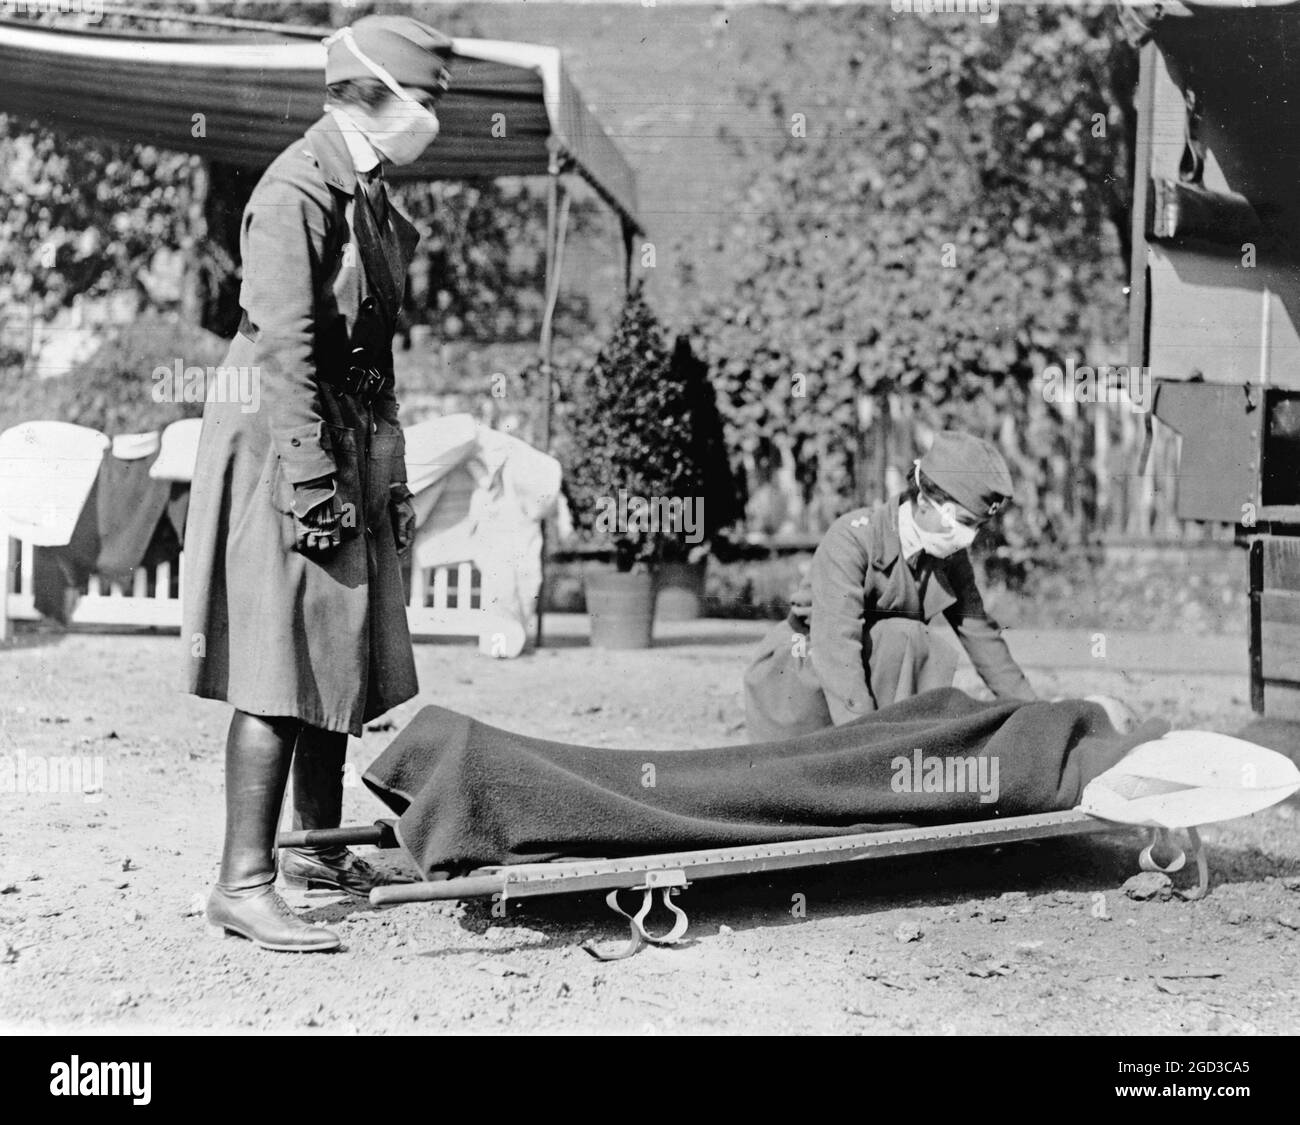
<box><xmin>0</xmin><ymin>421</ymin><xmax>109</xmax><ymax>546</ymax></box>
<box><xmin>404</xmin><ymin>415</ymin><xmax>561</xmax><ymax>640</ymax></box>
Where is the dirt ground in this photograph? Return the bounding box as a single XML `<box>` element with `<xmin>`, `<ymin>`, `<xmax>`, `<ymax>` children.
<box><xmin>1</xmin><ymin>620</ymin><xmax>1297</xmax><ymax>1036</ymax></box>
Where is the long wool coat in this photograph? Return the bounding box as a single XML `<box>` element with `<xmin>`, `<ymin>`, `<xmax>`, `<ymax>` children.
<box><xmin>743</xmin><ymin>497</ymin><xmax>1035</xmax><ymax>741</ymax></box>
<box><xmin>183</xmin><ymin>115</ymin><xmax>420</xmax><ymax>735</ymax></box>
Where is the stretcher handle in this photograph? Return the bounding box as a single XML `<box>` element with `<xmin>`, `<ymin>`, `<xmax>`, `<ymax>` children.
<box><xmin>370</xmin><ymin>875</ymin><xmax>505</xmax><ymax>905</ymax></box>
<box><xmin>276</xmin><ymin>820</ymin><xmax>398</xmax><ymax>850</ymax></box>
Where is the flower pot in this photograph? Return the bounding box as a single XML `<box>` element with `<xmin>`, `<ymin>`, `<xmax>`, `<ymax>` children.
<box><xmin>654</xmin><ymin>559</ymin><xmax>709</xmax><ymax>621</ymax></box>
<box><xmin>584</xmin><ymin>566</ymin><xmax>656</xmax><ymax>649</ymax></box>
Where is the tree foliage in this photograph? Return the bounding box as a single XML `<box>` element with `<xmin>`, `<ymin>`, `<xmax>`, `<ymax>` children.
<box><xmin>694</xmin><ymin>6</ymin><xmax>1137</xmax><ymax>551</ymax></box>
<box><xmin>0</xmin><ymin>124</ymin><xmax>201</xmax><ymax>327</ymax></box>
<box><xmin>394</xmin><ymin>178</ymin><xmax>601</xmax><ymax>344</ymax></box>
<box><xmin>561</xmin><ymin>288</ymin><xmax>742</xmax><ymax>568</ymax></box>
<box><xmin>0</xmin><ymin>314</ymin><xmax>224</xmax><ymax>436</ymax></box>
<box><xmin>672</xmin><ymin>334</ymin><xmax>747</xmax><ymax>544</ymax></box>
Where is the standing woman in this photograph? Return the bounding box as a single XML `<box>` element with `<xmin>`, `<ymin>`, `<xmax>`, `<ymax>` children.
<box><xmin>184</xmin><ymin>16</ymin><xmax>454</xmax><ymax>951</ymax></box>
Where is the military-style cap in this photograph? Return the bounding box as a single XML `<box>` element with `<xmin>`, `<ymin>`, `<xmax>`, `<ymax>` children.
<box><xmin>918</xmin><ymin>431</ymin><xmax>1014</xmax><ymax>519</ymax></box>
<box><xmin>325</xmin><ymin>15</ymin><xmax>454</xmax><ymax>88</ymax></box>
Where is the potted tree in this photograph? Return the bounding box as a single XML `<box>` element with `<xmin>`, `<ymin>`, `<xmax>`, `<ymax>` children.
<box><xmin>562</xmin><ymin>289</ymin><xmax>725</xmax><ymax>647</ymax></box>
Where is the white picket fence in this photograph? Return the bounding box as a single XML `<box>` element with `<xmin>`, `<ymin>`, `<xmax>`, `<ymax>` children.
<box><xmin>1</xmin><ymin>536</ymin><xmax>527</xmax><ymax>657</ymax></box>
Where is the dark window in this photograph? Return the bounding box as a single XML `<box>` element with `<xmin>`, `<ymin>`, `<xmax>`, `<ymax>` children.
<box><xmin>1263</xmin><ymin>391</ymin><xmax>1300</xmax><ymax>508</ymax></box>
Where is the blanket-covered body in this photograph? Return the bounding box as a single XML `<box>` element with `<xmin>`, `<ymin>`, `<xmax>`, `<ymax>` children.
<box><xmin>363</xmin><ymin>688</ymin><xmax>1168</xmax><ymax>878</ymax></box>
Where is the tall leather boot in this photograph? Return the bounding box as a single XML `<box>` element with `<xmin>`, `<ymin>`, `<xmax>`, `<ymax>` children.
<box><xmin>206</xmin><ymin>711</ymin><xmax>340</xmax><ymax>952</ymax></box>
<box><xmin>281</xmin><ymin>725</ymin><xmax>411</xmax><ymax>897</ymax></box>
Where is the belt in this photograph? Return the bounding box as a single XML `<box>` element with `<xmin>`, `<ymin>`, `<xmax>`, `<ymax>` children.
<box><xmin>237</xmin><ymin>311</ymin><xmax>386</xmax><ymax>406</ymax></box>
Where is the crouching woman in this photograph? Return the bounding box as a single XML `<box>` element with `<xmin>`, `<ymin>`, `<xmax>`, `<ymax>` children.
<box><xmin>743</xmin><ymin>431</ymin><xmax>1037</xmax><ymax>743</ymax></box>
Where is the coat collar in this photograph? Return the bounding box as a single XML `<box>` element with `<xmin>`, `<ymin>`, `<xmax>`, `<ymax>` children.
<box><xmin>304</xmin><ymin>114</ymin><xmax>361</xmax><ymax>196</ymax></box>
<box><xmin>838</xmin><ymin>496</ymin><xmax>959</xmax><ymax>619</ymax></box>
<box><xmin>327</xmin><ymin>108</ymin><xmax>382</xmax><ymax>175</ymax></box>
<box><xmin>868</xmin><ymin>496</ymin><xmax>904</xmax><ymax>570</ymax></box>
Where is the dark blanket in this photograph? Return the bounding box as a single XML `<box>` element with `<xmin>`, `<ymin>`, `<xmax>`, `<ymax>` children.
<box><xmin>363</xmin><ymin>688</ymin><xmax>1168</xmax><ymax>877</ymax></box>
<box><xmin>93</xmin><ymin>451</ymin><xmax>189</xmax><ymax>584</ymax></box>
<box><xmin>32</xmin><ymin>449</ymin><xmax>189</xmax><ymax>622</ymax></box>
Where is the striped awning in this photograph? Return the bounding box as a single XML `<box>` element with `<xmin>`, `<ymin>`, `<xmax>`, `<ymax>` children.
<box><xmin>0</xmin><ymin>19</ymin><xmax>642</xmax><ymax>233</ymax></box>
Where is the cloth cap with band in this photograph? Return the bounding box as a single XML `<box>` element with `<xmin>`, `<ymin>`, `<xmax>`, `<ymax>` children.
<box><xmin>324</xmin><ymin>15</ymin><xmax>453</xmax><ymax>91</ymax></box>
<box><xmin>916</xmin><ymin>431</ymin><xmax>1015</xmax><ymax>520</ymax></box>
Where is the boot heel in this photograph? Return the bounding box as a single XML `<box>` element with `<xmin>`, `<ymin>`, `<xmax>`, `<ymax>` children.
<box><xmin>205</xmin><ymin>921</ymin><xmax>239</xmax><ymax>942</ymax></box>
<box><xmin>280</xmin><ymin>872</ymin><xmax>337</xmax><ymax>894</ymax></box>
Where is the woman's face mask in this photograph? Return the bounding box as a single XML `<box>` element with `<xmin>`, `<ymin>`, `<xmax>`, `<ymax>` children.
<box><xmin>324</xmin><ymin>27</ymin><xmax>443</xmax><ymax>166</ymax></box>
<box><xmin>915</xmin><ymin>498</ymin><xmax>978</xmax><ymax>558</ymax></box>
<box><xmin>367</xmin><ymin>93</ymin><xmax>440</xmax><ymax>166</ymax></box>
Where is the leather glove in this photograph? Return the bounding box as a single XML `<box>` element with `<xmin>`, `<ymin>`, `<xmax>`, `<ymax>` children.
<box><xmin>789</xmin><ymin>574</ymin><xmax>813</xmax><ymax>621</ymax></box>
<box><xmin>291</xmin><ymin>475</ymin><xmax>342</xmax><ymax>556</ymax></box>
<box><xmin>390</xmin><ymin>483</ymin><xmax>416</xmax><ymax>552</ymax></box>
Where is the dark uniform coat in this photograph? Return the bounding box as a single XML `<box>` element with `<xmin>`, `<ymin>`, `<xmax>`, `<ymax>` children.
<box><xmin>183</xmin><ymin>115</ymin><xmax>420</xmax><ymax>736</ymax></box>
<box><xmin>744</xmin><ymin>497</ymin><xmax>1034</xmax><ymax>740</ymax></box>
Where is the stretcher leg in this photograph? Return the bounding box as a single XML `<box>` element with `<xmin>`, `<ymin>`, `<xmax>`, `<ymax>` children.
<box><xmin>582</xmin><ymin>871</ymin><xmax>691</xmax><ymax>961</ymax></box>
<box><xmin>1138</xmin><ymin>825</ymin><xmax>1210</xmax><ymax>899</ymax></box>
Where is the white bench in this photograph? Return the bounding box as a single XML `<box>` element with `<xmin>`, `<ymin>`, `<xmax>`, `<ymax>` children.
<box><xmin>405</xmin><ymin>555</ymin><xmax>527</xmax><ymax>657</ymax></box>
<box><xmin>1</xmin><ymin>536</ymin><xmax>527</xmax><ymax>657</ymax></box>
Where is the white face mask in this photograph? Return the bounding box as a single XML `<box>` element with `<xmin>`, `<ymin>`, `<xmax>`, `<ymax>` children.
<box><xmin>325</xmin><ymin>26</ymin><xmax>442</xmax><ymax>166</ymax></box>
<box><xmin>915</xmin><ymin>501</ymin><xmax>977</xmax><ymax>558</ymax></box>
<box><xmin>368</xmin><ymin>95</ymin><xmax>439</xmax><ymax>165</ymax></box>
<box><xmin>908</xmin><ymin>461</ymin><xmax>978</xmax><ymax>558</ymax></box>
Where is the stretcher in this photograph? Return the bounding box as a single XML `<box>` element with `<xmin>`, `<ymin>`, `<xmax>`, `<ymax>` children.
<box><xmin>275</xmin><ymin>811</ymin><xmax>1207</xmax><ymax>960</ymax></box>
<box><xmin>275</xmin><ymin>728</ymin><xmax>1298</xmax><ymax>959</ymax></box>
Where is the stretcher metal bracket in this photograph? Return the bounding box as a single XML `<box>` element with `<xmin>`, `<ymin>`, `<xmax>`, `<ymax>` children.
<box><xmin>1139</xmin><ymin>825</ymin><xmax>1210</xmax><ymax>900</ymax></box>
<box><xmin>582</xmin><ymin>870</ymin><xmax>691</xmax><ymax>962</ymax></box>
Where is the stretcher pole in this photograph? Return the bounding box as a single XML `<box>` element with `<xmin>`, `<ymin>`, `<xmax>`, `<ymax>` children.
<box><xmin>276</xmin><ymin>820</ymin><xmax>398</xmax><ymax>850</ymax></box>
<box><xmin>370</xmin><ymin>810</ymin><xmax>1129</xmax><ymax>906</ymax></box>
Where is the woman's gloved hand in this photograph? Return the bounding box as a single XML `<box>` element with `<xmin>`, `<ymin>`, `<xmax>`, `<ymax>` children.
<box><xmin>390</xmin><ymin>482</ymin><xmax>416</xmax><ymax>552</ymax></box>
<box><xmin>291</xmin><ymin>476</ymin><xmax>342</xmax><ymax>556</ymax></box>
<box><xmin>789</xmin><ymin>565</ymin><xmax>813</xmax><ymax>622</ymax></box>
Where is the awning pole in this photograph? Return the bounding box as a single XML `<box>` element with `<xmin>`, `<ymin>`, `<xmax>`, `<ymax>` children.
<box><xmin>621</xmin><ymin>216</ymin><xmax>636</xmax><ymax>293</ymax></box>
<box><xmin>535</xmin><ymin>151</ymin><xmax>572</xmax><ymax>649</ymax></box>
<box><xmin>539</xmin><ymin>155</ymin><xmax>560</xmax><ymax>455</ymax></box>
<box><xmin>538</xmin><ymin>169</ymin><xmax>573</xmax><ymax>445</ymax></box>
